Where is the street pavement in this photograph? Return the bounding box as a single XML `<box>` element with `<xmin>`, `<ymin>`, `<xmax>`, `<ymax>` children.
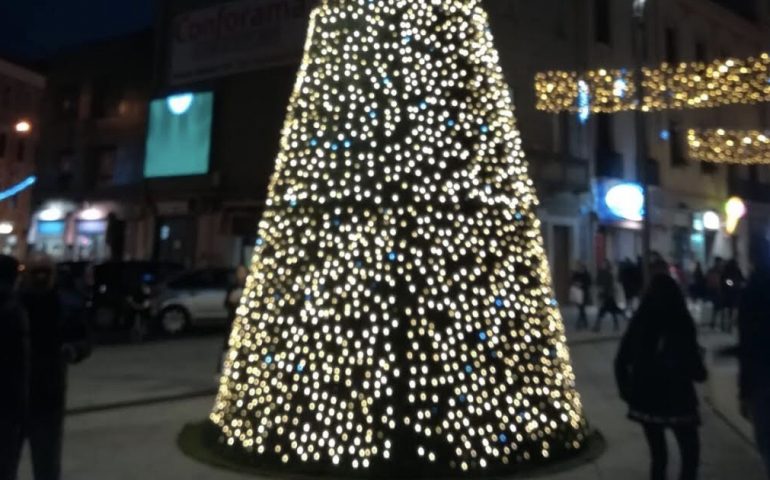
<box><xmin>16</xmin><ymin>307</ymin><xmax>766</xmax><ymax>479</ymax></box>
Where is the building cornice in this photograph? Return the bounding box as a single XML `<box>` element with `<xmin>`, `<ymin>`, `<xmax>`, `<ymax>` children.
<box><xmin>0</xmin><ymin>57</ymin><xmax>45</xmax><ymax>88</ymax></box>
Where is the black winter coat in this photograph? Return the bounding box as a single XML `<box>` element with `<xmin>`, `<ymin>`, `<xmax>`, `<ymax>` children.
<box><xmin>738</xmin><ymin>268</ymin><xmax>770</xmax><ymax>399</ymax></box>
<box><xmin>615</xmin><ymin>313</ymin><xmax>707</xmax><ymax>425</ymax></box>
<box><xmin>20</xmin><ymin>285</ymin><xmax>90</xmax><ymax>409</ymax></box>
<box><xmin>0</xmin><ymin>287</ymin><xmax>28</xmax><ymax>413</ymax></box>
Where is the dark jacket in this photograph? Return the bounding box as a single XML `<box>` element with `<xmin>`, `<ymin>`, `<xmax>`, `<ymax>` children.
<box><xmin>738</xmin><ymin>268</ymin><xmax>770</xmax><ymax>399</ymax></box>
<box><xmin>0</xmin><ymin>287</ymin><xmax>28</xmax><ymax>412</ymax></box>
<box><xmin>615</xmin><ymin>278</ymin><xmax>707</xmax><ymax>424</ymax></box>
<box><xmin>20</xmin><ymin>283</ymin><xmax>90</xmax><ymax>408</ymax></box>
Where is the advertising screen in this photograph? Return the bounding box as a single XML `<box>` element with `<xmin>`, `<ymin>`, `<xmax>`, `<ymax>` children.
<box><xmin>144</xmin><ymin>92</ymin><xmax>214</xmax><ymax>178</ymax></box>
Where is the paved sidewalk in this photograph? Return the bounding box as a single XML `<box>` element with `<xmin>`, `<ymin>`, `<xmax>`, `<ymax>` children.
<box><xmin>14</xmin><ymin>323</ymin><xmax>765</xmax><ymax>479</ymax></box>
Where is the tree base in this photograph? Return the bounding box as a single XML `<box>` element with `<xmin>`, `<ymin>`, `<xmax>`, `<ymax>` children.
<box><xmin>178</xmin><ymin>420</ymin><xmax>605</xmax><ymax>479</ymax></box>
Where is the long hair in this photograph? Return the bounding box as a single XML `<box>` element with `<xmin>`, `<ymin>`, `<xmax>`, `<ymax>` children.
<box><xmin>629</xmin><ymin>273</ymin><xmax>695</xmax><ymax>342</ymax></box>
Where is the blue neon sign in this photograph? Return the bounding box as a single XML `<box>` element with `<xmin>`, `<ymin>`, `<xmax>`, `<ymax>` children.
<box><xmin>0</xmin><ymin>176</ymin><xmax>36</xmax><ymax>202</ymax></box>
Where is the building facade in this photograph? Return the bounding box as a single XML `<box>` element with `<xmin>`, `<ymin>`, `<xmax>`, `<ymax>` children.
<box><xmin>486</xmin><ymin>0</ymin><xmax>770</xmax><ymax>299</ymax></box>
<box><xmin>31</xmin><ymin>0</ymin><xmax>770</xmax><ymax>279</ymax></box>
<box><xmin>33</xmin><ymin>31</ymin><xmax>154</xmax><ymax>262</ymax></box>
<box><xmin>0</xmin><ymin>57</ymin><xmax>44</xmax><ymax>257</ymax></box>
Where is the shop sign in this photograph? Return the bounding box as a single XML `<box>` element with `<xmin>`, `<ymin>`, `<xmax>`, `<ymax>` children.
<box><xmin>595</xmin><ymin>180</ymin><xmax>645</xmax><ymax>223</ymax></box>
<box><xmin>168</xmin><ymin>0</ymin><xmax>314</xmax><ymax>85</ymax></box>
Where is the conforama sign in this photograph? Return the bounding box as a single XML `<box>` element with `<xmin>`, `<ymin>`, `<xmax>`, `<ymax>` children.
<box><xmin>169</xmin><ymin>0</ymin><xmax>314</xmax><ymax>85</ymax></box>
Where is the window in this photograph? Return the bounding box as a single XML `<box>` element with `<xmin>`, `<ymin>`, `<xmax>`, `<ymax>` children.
<box><xmin>758</xmin><ymin>166</ymin><xmax>770</xmax><ymax>184</ymax></box>
<box><xmin>595</xmin><ymin>0</ymin><xmax>611</xmax><ymax>44</ymax></box>
<box><xmin>57</xmin><ymin>150</ymin><xmax>75</xmax><ymax>190</ymax></box>
<box><xmin>558</xmin><ymin>112</ymin><xmax>571</xmax><ymax>155</ymax></box>
<box><xmin>57</xmin><ymin>85</ymin><xmax>79</xmax><ymax>119</ymax></box>
<box><xmin>90</xmin><ymin>146</ymin><xmax>116</xmax><ymax>187</ymax></box>
<box><xmin>596</xmin><ymin>114</ymin><xmax>614</xmax><ymax>150</ymax></box>
<box><xmin>16</xmin><ymin>139</ymin><xmax>25</xmax><ymax>162</ymax></box>
<box><xmin>669</xmin><ymin>122</ymin><xmax>686</xmax><ymax>166</ymax></box>
<box><xmin>0</xmin><ymin>133</ymin><xmax>6</xmax><ymax>158</ymax></box>
<box><xmin>555</xmin><ymin>2</ymin><xmax>567</xmax><ymax>39</ymax></box>
<box><xmin>695</xmin><ymin>41</ymin><xmax>707</xmax><ymax>62</ymax></box>
<box><xmin>701</xmin><ymin>161</ymin><xmax>718</xmax><ymax>175</ymax></box>
<box><xmin>665</xmin><ymin>28</ymin><xmax>678</xmax><ymax>63</ymax></box>
<box><xmin>2</xmin><ymin>86</ymin><xmax>10</xmax><ymax>108</ymax></box>
<box><xmin>91</xmin><ymin>80</ymin><xmax>123</xmax><ymax>118</ymax></box>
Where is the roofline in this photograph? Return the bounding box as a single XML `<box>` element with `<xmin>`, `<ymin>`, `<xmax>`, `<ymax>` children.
<box><xmin>0</xmin><ymin>57</ymin><xmax>46</xmax><ymax>88</ymax></box>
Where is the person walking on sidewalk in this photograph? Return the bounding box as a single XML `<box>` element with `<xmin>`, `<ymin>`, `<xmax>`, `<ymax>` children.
<box><xmin>720</xmin><ymin>259</ymin><xmax>744</xmax><ymax>333</ymax></box>
<box><xmin>0</xmin><ymin>255</ymin><xmax>29</xmax><ymax>480</ymax></box>
<box><xmin>6</xmin><ymin>256</ymin><xmax>91</xmax><ymax>480</ymax></box>
<box><xmin>571</xmin><ymin>262</ymin><xmax>592</xmax><ymax>330</ymax></box>
<box><xmin>737</xmin><ymin>246</ymin><xmax>770</xmax><ymax>477</ymax></box>
<box><xmin>594</xmin><ymin>260</ymin><xmax>623</xmax><ymax>332</ymax></box>
<box><xmin>615</xmin><ymin>273</ymin><xmax>707</xmax><ymax>480</ymax></box>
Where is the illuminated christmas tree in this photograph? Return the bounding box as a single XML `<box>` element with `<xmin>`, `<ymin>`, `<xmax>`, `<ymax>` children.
<box><xmin>209</xmin><ymin>0</ymin><xmax>588</xmax><ymax>475</ymax></box>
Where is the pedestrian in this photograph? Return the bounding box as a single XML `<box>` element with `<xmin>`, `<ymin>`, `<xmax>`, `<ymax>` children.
<box><xmin>706</xmin><ymin>257</ymin><xmax>724</xmax><ymax>329</ymax></box>
<box><xmin>571</xmin><ymin>262</ymin><xmax>592</xmax><ymax>330</ymax></box>
<box><xmin>737</xmin><ymin>243</ymin><xmax>770</xmax><ymax>476</ymax></box>
<box><xmin>126</xmin><ymin>282</ymin><xmax>152</xmax><ymax>342</ymax></box>
<box><xmin>720</xmin><ymin>259</ymin><xmax>744</xmax><ymax>332</ymax></box>
<box><xmin>0</xmin><ymin>255</ymin><xmax>28</xmax><ymax>480</ymax></box>
<box><xmin>218</xmin><ymin>265</ymin><xmax>248</xmax><ymax>372</ymax></box>
<box><xmin>593</xmin><ymin>259</ymin><xmax>623</xmax><ymax>332</ymax></box>
<box><xmin>615</xmin><ymin>273</ymin><xmax>707</xmax><ymax>480</ymax></box>
<box><xmin>619</xmin><ymin>258</ymin><xmax>636</xmax><ymax>315</ymax></box>
<box><xmin>8</xmin><ymin>255</ymin><xmax>91</xmax><ymax>480</ymax></box>
<box><xmin>689</xmin><ymin>261</ymin><xmax>706</xmax><ymax>302</ymax></box>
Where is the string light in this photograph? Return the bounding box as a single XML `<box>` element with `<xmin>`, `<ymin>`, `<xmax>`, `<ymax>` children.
<box><xmin>210</xmin><ymin>0</ymin><xmax>587</xmax><ymax>474</ymax></box>
<box><xmin>535</xmin><ymin>53</ymin><xmax>770</xmax><ymax>113</ymax></box>
<box><xmin>688</xmin><ymin>128</ymin><xmax>770</xmax><ymax>164</ymax></box>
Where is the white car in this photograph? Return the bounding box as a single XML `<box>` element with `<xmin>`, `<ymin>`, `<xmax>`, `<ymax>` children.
<box><xmin>155</xmin><ymin>268</ymin><xmax>235</xmax><ymax>335</ymax></box>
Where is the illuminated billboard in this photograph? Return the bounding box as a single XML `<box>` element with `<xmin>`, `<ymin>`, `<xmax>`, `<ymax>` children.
<box><xmin>144</xmin><ymin>91</ymin><xmax>214</xmax><ymax>178</ymax></box>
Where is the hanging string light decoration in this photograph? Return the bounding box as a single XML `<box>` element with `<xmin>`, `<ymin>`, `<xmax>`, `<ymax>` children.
<box><xmin>535</xmin><ymin>53</ymin><xmax>770</xmax><ymax>113</ymax></box>
<box><xmin>688</xmin><ymin>128</ymin><xmax>770</xmax><ymax>164</ymax></box>
<box><xmin>209</xmin><ymin>0</ymin><xmax>588</xmax><ymax>475</ymax></box>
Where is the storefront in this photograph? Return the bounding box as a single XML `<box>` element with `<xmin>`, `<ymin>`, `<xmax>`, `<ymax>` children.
<box><xmin>29</xmin><ymin>201</ymin><xmax>117</xmax><ymax>261</ymax></box>
<box><xmin>593</xmin><ymin>179</ymin><xmax>646</xmax><ymax>265</ymax></box>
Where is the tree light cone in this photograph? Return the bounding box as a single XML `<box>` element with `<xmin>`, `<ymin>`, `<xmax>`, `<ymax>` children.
<box><xmin>210</xmin><ymin>0</ymin><xmax>589</xmax><ymax>475</ymax></box>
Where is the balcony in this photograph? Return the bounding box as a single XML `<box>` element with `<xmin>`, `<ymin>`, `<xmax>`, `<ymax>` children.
<box><xmin>595</xmin><ymin>149</ymin><xmax>624</xmax><ymax>179</ymax></box>
<box><xmin>527</xmin><ymin>151</ymin><xmax>590</xmax><ymax>194</ymax></box>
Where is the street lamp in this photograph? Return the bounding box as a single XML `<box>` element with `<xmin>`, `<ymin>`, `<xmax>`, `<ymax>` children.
<box><xmin>631</xmin><ymin>0</ymin><xmax>652</xmax><ymax>282</ymax></box>
<box><xmin>14</xmin><ymin>120</ymin><xmax>31</xmax><ymax>134</ymax></box>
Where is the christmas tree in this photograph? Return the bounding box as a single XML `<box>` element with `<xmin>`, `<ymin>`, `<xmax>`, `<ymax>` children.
<box><xmin>209</xmin><ymin>0</ymin><xmax>588</xmax><ymax>475</ymax></box>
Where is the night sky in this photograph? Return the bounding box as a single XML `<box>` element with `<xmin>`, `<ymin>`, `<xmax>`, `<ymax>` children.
<box><xmin>0</xmin><ymin>0</ymin><xmax>153</xmax><ymax>62</ymax></box>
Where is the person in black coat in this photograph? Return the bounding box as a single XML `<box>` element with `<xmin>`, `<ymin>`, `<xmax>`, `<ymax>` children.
<box><xmin>0</xmin><ymin>255</ymin><xmax>27</xmax><ymax>480</ymax></box>
<box><xmin>738</xmin><ymin>248</ymin><xmax>770</xmax><ymax>476</ymax></box>
<box><xmin>615</xmin><ymin>273</ymin><xmax>707</xmax><ymax>480</ymax></box>
<box><xmin>5</xmin><ymin>256</ymin><xmax>91</xmax><ymax>480</ymax></box>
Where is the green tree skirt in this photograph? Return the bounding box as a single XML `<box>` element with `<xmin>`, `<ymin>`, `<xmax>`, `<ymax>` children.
<box><xmin>178</xmin><ymin>421</ymin><xmax>605</xmax><ymax>479</ymax></box>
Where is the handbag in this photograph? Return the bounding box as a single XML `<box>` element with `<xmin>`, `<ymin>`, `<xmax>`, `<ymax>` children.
<box><xmin>569</xmin><ymin>284</ymin><xmax>584</xmax><ymax>305</ymax></box>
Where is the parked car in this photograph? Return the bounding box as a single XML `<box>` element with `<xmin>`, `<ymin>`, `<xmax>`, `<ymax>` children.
<box><xmin>91</xmin><ymin>261</ymin><xmax>184</xmax><ymax>330</ymax></box>
<box><xmin>154</xmin><ymin>267</ymin><xmax>235</xmax><ymax>335</ymax></box>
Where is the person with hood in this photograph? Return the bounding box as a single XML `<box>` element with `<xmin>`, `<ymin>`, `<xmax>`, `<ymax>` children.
<box><xmin>0</xmin><ymin>255</ymin><xmax>27</xmax><ymax>479</ymax></box>
<box><xmin>6</xmin><ymin>255</ymin><xmax>90</xmax><ymax>480</ymax></box>
<box><xmin>738</xmin><ymin>240</ymin><xmax>770</xmax><ymax>476</ymax></box>
<box><xmin>615</xmin><ymin>274</ymin><xmax>707</xmax><ymax>480</ymax></box>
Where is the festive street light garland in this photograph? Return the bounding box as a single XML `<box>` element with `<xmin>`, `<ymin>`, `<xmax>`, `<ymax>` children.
<box><xmin>535</xmin><ymin>53</ymin><xmax>770</xmax><ymax>113</ymax></box>
<box><xmin>687</xmin><ymin>128</ymin><xmax>770</xmax><ymax>164</ymax></box>
<box><xmin>209</xmin><ymin>0</ymin><xmax>588</xmax><ymax>476</ymax></box>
